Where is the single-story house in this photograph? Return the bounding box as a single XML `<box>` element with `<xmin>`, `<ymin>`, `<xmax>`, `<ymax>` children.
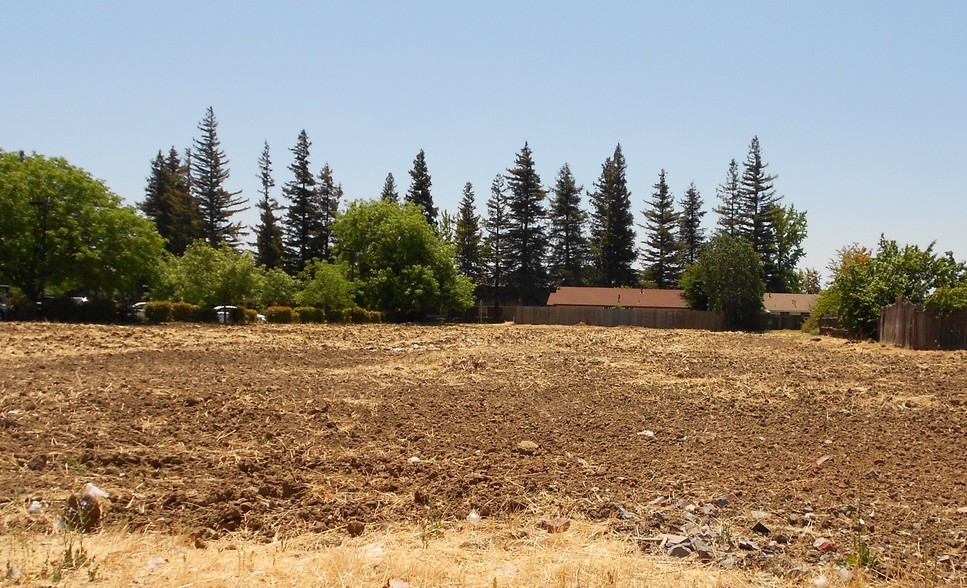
<box><xmin>546</xmin><ymin>287</ymin><xmax>818</xmax><ymax>317</ymax></box>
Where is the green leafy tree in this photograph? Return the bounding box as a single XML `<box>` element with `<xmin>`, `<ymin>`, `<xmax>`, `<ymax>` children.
<box><xmin>257</xmin><ymin>266</ymin><xmax>297</xmax><ymax>307</ymax></box>
<box><xmin>406</xmin><ymin>149</ymin><xmax>436</xmax><ymax>226</ymax></box>
<box><xmin>454</xmin><ymin>182</ymin><xmax>483</xmax><ymax>281</ymax></box>
<box><xmin>296</xmin><ymin>259</ymin><xmax>356</xmax><ymax>311</ymax></box>
<box><xmin>737</xmin><ymin>136</ymin><xmax>781</xmax><ymax>285</ymax></box>
<box><xmin>315</xmin><ymin>163</ymin><xmax>342</xmax><ymax>261</ymax></box>
<box><xmin>504</xmin><ymin>142</ymin><xmax>549</xmax><ymax>304</ymax></box>
<box><xmin>191</xmin><ymin>107</ymin><xmax>246</xmax><ymax>248</ymax></box>
<box><xmin>682</xmin><ymin>235</ymin><xmax>764</xmax><ymax>330</ymax></box>
<box><xmin>282</xmin><ymin>130</ymin><xmax>318</xmax><ymax>272</ymax></box>
<box><xmin>798</xmin><ymin>268</ymin><xmax>822</xmax><ymax>294</ymax></box>
<box><xmin>483</xmin><ymin>175</ymin><xmax>509</xmax><ymax>319</ymax></box>
<box><xmin>380</xmin><ymin>172</ymin><xmax>399</xmax><ymax>202</ymax></box>
<box><xmin>770</xmin><ymin>204</ymin><xmax>808</xmax><ymax>292</ymax></box>
<box><xmin>141</xmin><ymin>147</ymin><xmax>203</xmax><ymax>255</ymax></box>
<box><xmin>641</xmin><ymin>170</ymin><xmax>682</xmax><ymax>288</ymax></box>
<box><xmin>254</xmin><ymin>141</ymin><xmax>285</xmax><ymax>269</ymax></box>
<box><xmin>0</xmin><ymin>151</ymin><xmax>165</xmax><ymax>301</ymax></box>
<box><xmin>331</xmin><ymin>200</ymin><xmax>473</xmax><ymax>319</ymax></box>
<box><xmin>547</xmin><ymin>163</ymin><xmax>589</xmax><ymax>286</ymax></box>
<box><xmin>828</xmin><ymin>237</ymin><xmax>965</xmax><ymax>338</ymax></box>
<box><xmin>714</xmin><ymin>159</ymin><xmax>741</xmax><ymax>237</ymax></box>
<box><xmin>678</xmin><ymin>181</ymin><xmax>706</xmax><ymax>265</ymax></box>
<box><xmin>152</xmin><ymin>241</ymin><xmax>260</xmax><ymax>307</ymax></box>
<box><xmin>588</xmin><ymin>144</ymin><xmax>637</xmax><ymax>286</ymax></box>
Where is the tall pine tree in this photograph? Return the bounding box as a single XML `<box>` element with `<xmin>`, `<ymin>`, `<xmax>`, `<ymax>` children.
<box><xmin>254</xmin><ymin>141</ymin><xmax>284</xmax><ymax>269</ymax></box>
<box><xmin>588</xmin><ymin>144</ymin><xmax>637</xmax><ymax>286</ymax></box>
<box><xmin>483</xmin><ymin>175</ymin><xmax>509</xmax><ymax>320</ymax></box>
<box><xmin>380</xmin><ymin>172</ymin><xmax>399</xmax><ymax>202</ymax></box>
<box><xmin>191</xmin><ymin>106</ymin><xmax>246</xmax><ymax>248</ymax></box>
<box><xmin>504</xmin><ymin>142</ymin><xmax>548</xmax><ymax>305</ymax></box>
<box><xmin>282</xmin><ymin>130</ymin><xmax>318</xmax><ymax>272</ymax></box>
<box><xmin>406</xmin><ymin>149</ymin><xmax>436</xmax><ymax>226</ymax></box>
<box><xmin>737</xmin><ymin>136</ymin><xmax>781</xmax><ymax>288</ymax></box>
<box><xmin>714</xmin><ymin>159</ymin><xmax>741</xmax><ymax>237</ymax></box>
<box><xmin>454</xmin><ymin>182</ymin><xmax>483</xmax><ymax>281</ymax></box>
<box><xmin>547</xmin><ymin>163</ymin><xmax>589</xmax><ymax>286</ymax></box>
<box><xmin>641</xmin><ymin>170</ymin><xmax>683</xmax><ymax>288</ymax></box>
<box><xmin>315</xmin><ymin>163</ymin><xmax>342</xmax><ymax>261</ymax></box>
<box><xmin>141</xmin><ymin>147</ymin><xmax>202</xmax><ymax>255</ymax></box>
<box><xmin>678</xmin><ymin>182</ymin><xmax>706</xmax><ymax>265</ymax></box>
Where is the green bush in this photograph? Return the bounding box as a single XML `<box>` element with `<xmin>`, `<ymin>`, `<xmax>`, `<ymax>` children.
<box><xmin>264</xmin><ymin>306</ymin><xmax>295</xmax><ymax>324</ymax></box>
<box><xmin>326</xmin><ymin>308</ymin><xmax>347</xmax><ymax>323</ymax></box>
<box><xmin>295</xmin><ymin>306</ymin><xmax>324</xmax><ymax>324</ymax></box>
<box><xmin>244</xmin><ymin>308</ymin><xmax>259</xmax><ymax>323</ymax></box>
<box><xmin>925</xmin><ymin>286</ymin><xmax>967</xmax><ymax>314</ymax></box>
<box><xmin>171</xmin><ymin>301</ymin><xmax>197</xmax><ymax>322</ymax></box>
<box><xmin>144</xmin><ymin>301</ymin><xmax>173</xmax><ymax>323</ymax></box>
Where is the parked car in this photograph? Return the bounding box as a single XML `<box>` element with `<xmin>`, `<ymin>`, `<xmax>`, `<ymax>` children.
<box><xmin>214</xmin><ymin>305</ymin><xmax>266</xmax><ymax>324</ymax></box>
<box><xmin>130</xmin><ymin>301</ymin><xmax>147</xmax><ymax>320</ymax></box>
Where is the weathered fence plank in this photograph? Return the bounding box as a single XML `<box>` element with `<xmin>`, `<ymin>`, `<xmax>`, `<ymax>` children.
<box><xmin>879</xmin><ymin>298</ymin><xmax>967</xmax><ymax>350</ymax></box>
<box><xmin>514</xmin><ymin>306</ymin><xmax>723</xmax><ymax>330</ymax></box>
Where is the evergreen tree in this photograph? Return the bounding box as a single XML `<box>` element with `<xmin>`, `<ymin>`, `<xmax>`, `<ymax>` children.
<box><xmin>254</xmin><ymin>141</ymin><xmax>284</xmax><ymax>269</ymax></box>
<box><xmin>714</xmin><ymin>159</ymin><xmax>741</xmax><ymax>237</ymax></box>
<box><xmin>547</xmin><ymin>163</ymin><xmax>589</xmax><ymax>286</ymax></box>
<box><xmin>770</xmin><ymin>203</ymin><xmax>808</xmax><ymax>292</ymax></box>
<box><xmin>406</xmin><ymin>149</ymin><xmax>436</xmax><ymax>226</ymax></box>
<box><xmin>454</xmin><ymin>182</ymin><xmax>483</xmax><ymax>281</ymax></box>
<box><xmin>737</xmin><ymin>136</ymin><xmax>781</xmax><ymax>287</ymax></box>
<box><xmin>380</xmin><ymin>172</ymin><xmax>399</xmax><ymax>202</ymax></box>
<box><xmin>483</xmin><ymin>175</ymin><xmax>509</xmax><ymax>320</ymax></box>
<box><xmin>438</xmin><ymin>210</ymin><xmax>456</xmax><ymax>246</ymax></box>
<box><xmin>641</xmin><ymin>169</ymin><xmax>683</xmax><ymax>288</ymax></box>
<box><xmin>588</xmin><ymin>144</ymin><xmax>637</xmax><ymax>286</ymax></box>
<box><xmin>678</xmin><ymin>182</ymin><xmax>706</xmax><ymax>265</ymax></box>
<box><xmin>282</xmin><ymin>130</ymin><xmax>318</xmax><ymax>273</ymax></box>
<box><xmin>315</xmin><ymin>163</ymin><xmax>342</xmax><ymax>261</ymax></box>
<box><xmin>504</xmin><ymin>142</ymin><xmax>548</xmax><ymax>305</ymax></box>
<box><xmin>191</xmin><ymin>106</ymin><xmax>246</xmax><ymax>248</ymax></box>
<box><xmin>141</xmin><ymin>147</ymin><xmax>202</xmax><ymax>255</ymax></box>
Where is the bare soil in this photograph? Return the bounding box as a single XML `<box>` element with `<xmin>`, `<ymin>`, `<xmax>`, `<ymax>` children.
<box><xmin>1</xmin><ymin>323</ymin><xmax>965</xmax><ymax>579</ymax></box>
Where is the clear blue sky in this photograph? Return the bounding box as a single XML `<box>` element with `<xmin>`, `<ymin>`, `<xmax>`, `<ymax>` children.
<box><xmin>4</xmin><ymin>2</ymin><xmax>966</xmax><ymax>282</ymax></box>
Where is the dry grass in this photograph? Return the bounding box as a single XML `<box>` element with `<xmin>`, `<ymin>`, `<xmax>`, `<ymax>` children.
<box><xmin>0</xmin><ymin>518</ymin><xmax>905</xmax><ymax>588</ymax></box>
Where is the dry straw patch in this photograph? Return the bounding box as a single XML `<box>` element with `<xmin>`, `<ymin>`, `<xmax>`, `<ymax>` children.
<box><xmin>0</xmin><ymin>519</ymin><xmax>890</xmax><ymax>588</ymax></box>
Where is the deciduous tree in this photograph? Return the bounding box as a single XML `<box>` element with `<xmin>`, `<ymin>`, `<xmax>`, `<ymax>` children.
<box><xmin>332</xmin><ymin>200</ymin><xmax>473</xmax><ymax>318</ymax></box>
<box><xmin>0</xmin><ymin>151</ymin><xmax>164</xmax><ymax>301</ymax></box>
<box><xmin>682</xmin><ymin>235</ymin><xmax>764</xmax><ymax>330</ymax></box>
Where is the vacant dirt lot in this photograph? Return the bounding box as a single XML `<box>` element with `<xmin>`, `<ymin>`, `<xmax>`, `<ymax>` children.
<box><xmin>1</xmin><ymin>322</ymin><xmax>965</xmax><ymax>579</ymax></box>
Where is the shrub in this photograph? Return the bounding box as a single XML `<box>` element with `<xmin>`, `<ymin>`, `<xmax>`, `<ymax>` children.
<box><xmin>171</xmin><ymin>302</ymin><xmax>197</xmax><ymax>322</ymax></box>
<box><xmin>263</xmin><ymin>306</ymin><xmax>295</xmax><ymax>324</ymax></box>
<box><xmin>144</xmin><ymin>301</ymin><xmax>173</xmax><ymax>323</ymax></box>
<box><xmin>244</xmin><ymin>308</ymin><xmax>259</xmax><ymax>324</ymax></box>
<box><xmin>326</xmin><ymin>308</ymin><xmax>348</xmax><ymax>323</ymax></box>
<box><xmin>295</xmin><ymin>306</ymin><xmax>324</xmax><ymax>324</ymax></box>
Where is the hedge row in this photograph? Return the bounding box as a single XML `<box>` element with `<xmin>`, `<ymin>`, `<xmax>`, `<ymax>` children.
<box><xmin>142</xmin><ymin>302</ymin><xmax>258</xmax><ymax>324</ymax></box>
<box><xmin>263</xmin><ymin>305</ymin><xmax>381</xmax><ymax>324</ymax></box>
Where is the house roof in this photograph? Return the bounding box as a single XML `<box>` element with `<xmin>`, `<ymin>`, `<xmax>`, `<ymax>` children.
<box><xmin>546</xmin><ymin>287</ymin><xmax>690</xmax><ymax>309</ymax></box>
<box><xmin>546</xmin><ymin>287</ymin><xmax>820</xmax><ymax>314</ymax></box>
<box><xmin>762</xmin><ymin>292</ymin><xmax>819</xmax><ymax>314</ymax></box>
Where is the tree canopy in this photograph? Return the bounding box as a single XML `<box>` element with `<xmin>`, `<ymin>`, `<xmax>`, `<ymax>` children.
<box><xmin>332</xmin><ymin>200</ymin><xmax>473</xmax><ymax>319</ymax></box>
<box><xmin>0</xmin><ymin>151</ymin><xmax>165</xmax><ymax>301</ymax></box>
<box><xmin>682</xmin><ymin>235</ymin><xmax>764</xmax><ymax>330</ymax></box>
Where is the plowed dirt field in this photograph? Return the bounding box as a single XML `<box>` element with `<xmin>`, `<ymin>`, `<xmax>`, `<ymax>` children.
<box><xmin>1</xmin><ymin>322</ymin><xmax>965</xmax><ymax>579</ymax></box>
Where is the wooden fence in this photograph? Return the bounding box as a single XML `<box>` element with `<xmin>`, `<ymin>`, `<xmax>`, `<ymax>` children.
<box><xmin>514</xmin><ymin>306</ymin><xmax>723</xmax><ymax>330</ymax></box>
<box><xmin>879</xmin><ymin>298</ymin><xmax>967</xmax><ymax>350</ymax></box>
